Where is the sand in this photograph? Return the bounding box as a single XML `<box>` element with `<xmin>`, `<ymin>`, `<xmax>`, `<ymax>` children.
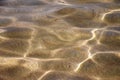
<box><xmin>0</xmin><ymin>0</ymin><xmax>120</xmax><ymax>80</ymax></box>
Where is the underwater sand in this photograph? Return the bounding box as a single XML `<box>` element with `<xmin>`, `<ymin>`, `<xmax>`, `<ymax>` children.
<box><xmin>0</xmin><ymin>0</ymin><xmax>120</xmax><ymax>80</ymax></box>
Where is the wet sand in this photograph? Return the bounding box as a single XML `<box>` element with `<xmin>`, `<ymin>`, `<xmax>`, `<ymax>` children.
<box><xmin>0</xmin><ymin>0</ymin><xmax>120</xmax><ymax>80</ymax></box>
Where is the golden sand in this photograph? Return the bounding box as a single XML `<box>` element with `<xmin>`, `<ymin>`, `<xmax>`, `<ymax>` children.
<box><xmin>0</xmin><ymin>0</ymin><xmax>120</xmax><ymax>80</ymax></box>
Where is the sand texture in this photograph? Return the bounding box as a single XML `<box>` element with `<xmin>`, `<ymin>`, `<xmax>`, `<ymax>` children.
<box><xmin>0</xmin><ymin>0</ymin><xmax>120</xmax><ymax>80</ymax></box>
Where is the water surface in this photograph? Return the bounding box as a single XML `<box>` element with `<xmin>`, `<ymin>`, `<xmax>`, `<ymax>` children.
<box><xmin>0</xmin><ymin>0</ymin><xmax>120</xmax><ymax>80</ymax></box>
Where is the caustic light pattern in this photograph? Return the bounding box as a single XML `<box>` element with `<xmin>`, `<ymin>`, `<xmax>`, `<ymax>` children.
<box><xmin>0</xmin><ymin>0</ymin><xmax>120</xmax><ymax>80</ymax></box>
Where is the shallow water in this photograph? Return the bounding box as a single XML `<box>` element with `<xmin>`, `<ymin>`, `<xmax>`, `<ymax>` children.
<box><xmin>0</xmin><ymin>0</ymin><xmax>120</xmax><ymax>80</ymax></box>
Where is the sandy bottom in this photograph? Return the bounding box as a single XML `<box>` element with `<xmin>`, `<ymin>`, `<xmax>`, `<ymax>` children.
<box><xmin>0</xmin><ymin>0</ymin><xmax>120</xmax><ymax>80</ymax></box>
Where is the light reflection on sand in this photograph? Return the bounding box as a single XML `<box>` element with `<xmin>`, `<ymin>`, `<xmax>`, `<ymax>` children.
<box><xmin>0</xmin><ymin>0</ymin><xmax>120</xmax><ymax>80</ymax></box>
